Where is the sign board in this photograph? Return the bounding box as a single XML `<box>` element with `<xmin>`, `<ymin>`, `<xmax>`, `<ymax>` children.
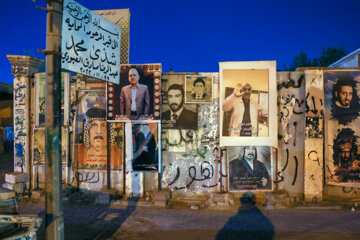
<box><xmin>61</xmin><ymin>0</ymin><xmax>121</xmax><ymax>83</ymax></box>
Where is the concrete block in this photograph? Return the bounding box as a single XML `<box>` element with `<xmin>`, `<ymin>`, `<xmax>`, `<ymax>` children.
<box><xmin>154</xmin><ymin>200</ymin><xmax>167</xmax><ymax>207</ymax></box>
<box><xmin>5</xmin><ymin>172</ymin><xmax>27</xmax><ymax>184</ymax></box>
<box><xmin>0</xmin><ymin>188</ymin><xmax>16</xmax><ymax>200</ymax></box>
<box><xmin>153</xmin><ymin>191</ymin><xmax>170</xmax><ymax>201</ymax></box>
<box><xmin>2</xmin><ymin>182</ymin><xmax>24</xmax><ymax>193</ymax></box>
<box><xmin>31</xmin><ymin>191</ymin><xmax>41</xmax><ymax>201</ymax></box>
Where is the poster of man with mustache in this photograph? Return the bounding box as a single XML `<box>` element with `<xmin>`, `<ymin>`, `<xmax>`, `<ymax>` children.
<box><xmin>75</xmin><ymin>90</ymin><xmax>122</xmax><ymax>170</ymax></box>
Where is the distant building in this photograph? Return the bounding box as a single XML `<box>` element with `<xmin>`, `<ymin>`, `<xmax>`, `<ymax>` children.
<box><xmin>329</xmin><ymin>48</ymin><xmax>360</xmax><ymax>68</ymax></box>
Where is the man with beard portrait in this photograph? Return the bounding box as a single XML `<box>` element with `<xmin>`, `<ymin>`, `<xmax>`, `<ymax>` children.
<box><xmin>332</xmin><ymin>128</ymin><xmax>360</xmax><ymax>182</ymax></box>
<box><xmin>162</xmin><ymin>84</ymin><xmax>198</xmax><ymax>129</ymax></box>
<box><xmin>331</xmin><ymin>74</ymin><xmax>360</xmax><ymax>125</ymax></box>
<box><xmin>229</xmin><ymin>146</ymin><xmax>271</xmax><ymax>190</ymax></box>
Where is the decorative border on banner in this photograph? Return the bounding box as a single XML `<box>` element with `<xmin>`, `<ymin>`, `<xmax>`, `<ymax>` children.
<box><xmin>106</xmin><ymin>64</ymin><xmax>162</xmax><ymax>121</ymax></box>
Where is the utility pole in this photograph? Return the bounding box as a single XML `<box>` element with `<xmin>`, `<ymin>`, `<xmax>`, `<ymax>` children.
<box><xmin>43</xmin><ymin>0</ymin><xmax>64</xmax><ymax>239</ymax></box>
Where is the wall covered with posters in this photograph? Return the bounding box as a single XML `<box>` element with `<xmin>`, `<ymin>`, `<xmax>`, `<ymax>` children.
<box><xmin>12</xmin><ymin>57</ymin><xmax>360</xmax><ymax>199</ymax></box>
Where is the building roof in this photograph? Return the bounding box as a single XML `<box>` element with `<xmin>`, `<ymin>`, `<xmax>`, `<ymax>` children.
<box><xmin>328</xmin><ymin>47</ymin><xmax>360</xmax><ymax>67</ymax></box>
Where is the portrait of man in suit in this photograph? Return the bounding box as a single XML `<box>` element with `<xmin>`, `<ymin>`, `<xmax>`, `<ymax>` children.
<box><xmin>162</xmin><ymin>84</ymin><xmax>198</xmax><ymax>130</ymax></box>
<box><xmin>120</xmin><ymin>68</ymin><xmax>150</xmax><ymax>117</ymax></box>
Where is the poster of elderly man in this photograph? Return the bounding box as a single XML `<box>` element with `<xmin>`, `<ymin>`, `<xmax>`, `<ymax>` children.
<box><xmin>131</xmin><ymin>122</ymin><xmax>159</xmax><ymax>171</ymax></box>
<box><xmin>106</xmin><ymin>64</ymin><xmax>162</xmax><ymax>121</ymax></box>
<box><xmin>219</xmin><ymin>61</ymin><xmax>277</xmax><ymax>147</ymax></box>
<box><xmin>228</xmin><ymin>146</ymin><xmax>272</xmax><ymax>191</ymax></box>
<box><xmin>75</xmin><ymin>90</ymin><xmax>122</xmax><ymax>171</ymax></box>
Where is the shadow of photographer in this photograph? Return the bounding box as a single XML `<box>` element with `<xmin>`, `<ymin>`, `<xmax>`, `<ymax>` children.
<box><xmin>216</xmin><ymin>192</ymin><xmax>274</xmax><ymax>240</ymax></box>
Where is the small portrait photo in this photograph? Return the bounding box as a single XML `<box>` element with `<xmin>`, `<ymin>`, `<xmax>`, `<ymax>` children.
<box><xmin>132</xmin><ymin>122</ymin><xmax>159</xmax><ymax>171</ymax></box>
<box><xmin>228</xmin><ymin>146</ymin><xmax>272</xmax><ymax>191</ymax></box>
<box><xmin>185</xmin><ymin>75</ymin><xmax>213</xmax><ymax>103</ymax></box>
<box><xmin>106</xmin><ymin>64</ymin><xmax>162</xmax><ymax>121</ymax></box>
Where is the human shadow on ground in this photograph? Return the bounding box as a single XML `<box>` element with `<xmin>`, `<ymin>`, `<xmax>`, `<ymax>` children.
<box><xmin>216</xmin><ymin>192</ymin><xmax>274</xmax><ymax>240</ymax></box>
<box><xmin>35</xmin><ymin>191</ymin><xmax>139</xmax><ymax>240</ymax></box>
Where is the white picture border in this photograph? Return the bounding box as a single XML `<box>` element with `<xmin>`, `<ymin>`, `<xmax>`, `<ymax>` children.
<box><xmin>219</xmin><ymin>61</ymin><xmax>278</xmax><ymax>147</ymax></box>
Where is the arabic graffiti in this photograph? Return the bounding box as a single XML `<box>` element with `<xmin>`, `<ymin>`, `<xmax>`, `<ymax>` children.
<box><xmin>161</xmin><ymin>93</ymin><xmax>220</xmax><ymax>191</ymax></box>
<box><xmin>61</xmin><ymin>0</ymin><xmax>121</xmax><ymax>83</ymax></box>
<box><xmin>14</xmin><ymin>76</ymin><xmax>29</xmax><ymax>173</ymax></box>
<box><xmin>277</xmin><ymin>72</ymin><xmax>305</xmax><ymax>195</ymax></box>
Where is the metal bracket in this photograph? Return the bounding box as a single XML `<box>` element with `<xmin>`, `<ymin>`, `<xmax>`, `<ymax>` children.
<box><xmin>38</xmin><ymin>49</ymin><xmax>62</xmax><ymax>56</ymax></box>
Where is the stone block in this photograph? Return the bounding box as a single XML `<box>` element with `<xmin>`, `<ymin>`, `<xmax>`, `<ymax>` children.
<box><xmin>0</xmin><ymin>188</ymin><xmax>16</xmax><ymax>200</ymax></box>
<box><xmin>154</xmin><ymin>200</ymin><xmax>167</xmax><ymax>207</ymax></box>
<box><xmin>2</xmin><ymin>183</ymin><xmax>24</xmax><ymax>193</ymax></box>
<box><xmin>153</xmin><ymin>191</ymin><xmax>170</xmax><ymax>201</ymax></box>
<box><xmin>31</xmin><ymin>191</ymin><xmax>42</xmax><ymax>201</ymax></box>
<box><xmin>5</xmin><ymin>172</ymin><xmax>27</xmax><ymax>184</ymax></box>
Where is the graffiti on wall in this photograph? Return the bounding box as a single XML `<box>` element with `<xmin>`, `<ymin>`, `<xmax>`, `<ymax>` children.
<box><xmin>304</xmin><ymin>70</ymin><xmax>324</xmax><ymax>200</ymax></box>
<box><xmin>161</xmin><ymin>73</ymin><xmax>221</xmax><ymax>192</ymax></box>
<box><xmin>14</xmin><ymin>77</ymin><xmax>28</xmax><ymax>172</ymax></box>
<box><xmin>277</xmin><ymin>72</ymin><xmax>305</xmax><ymax>196</ymax></box>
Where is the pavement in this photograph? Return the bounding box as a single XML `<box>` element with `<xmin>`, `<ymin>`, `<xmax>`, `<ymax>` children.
<box><xmin>1</xmin><ymin>151</ymin><xmax>360</xmax><ymax>239</ymax></box>
<box><xmin>17</xmin><ymin>199</ymin><xmax>360</xmax><ymax>240</ymax></box>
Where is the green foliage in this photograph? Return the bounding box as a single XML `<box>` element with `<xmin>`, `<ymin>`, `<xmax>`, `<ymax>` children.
<box><xmin>283</xmin><ymin>46</ymin><xmax>347</xmax><ymax>71</ymax></box>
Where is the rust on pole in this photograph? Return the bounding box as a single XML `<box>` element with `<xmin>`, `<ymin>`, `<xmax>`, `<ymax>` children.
<box><xmin>44</xmin><ymin>0</ymin><xmax>64</xmax><ymax>239</ymax></box>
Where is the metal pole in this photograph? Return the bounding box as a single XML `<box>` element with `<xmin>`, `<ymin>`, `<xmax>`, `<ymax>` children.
<box><xmin>44</xmin><ymin>0</ymin><xmax>64</xmax><ymax>239</ymax></box>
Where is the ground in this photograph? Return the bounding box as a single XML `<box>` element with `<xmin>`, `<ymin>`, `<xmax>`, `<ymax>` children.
<box><xmin>1</xmin><ymin>151</ymin><xmax>360</xmax><ymax>239</ymax></box>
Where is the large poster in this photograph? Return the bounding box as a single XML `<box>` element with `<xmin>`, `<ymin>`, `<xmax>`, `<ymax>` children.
<box><xmin>74</xmin><ymin>90</ymin><xmax>122</xmax><ymax>170</ymax></box>
<box><xmin>324</xmin><ymin>71</ymin><xmax>360</xmax><ymax>186</ymax></box>
<box><xmin>106</xmin><ymin>64</ymin><xmax>161</xmax><ymax>121</ymax></box>
<box><xmin>219</xmin><ymin>61</ymin><xmax>277</xmax><ymax>147</ymax></box>
<box><xmin>228</xmin><ymin>146</ymin><xmax>272</xmax><ymax>191</ymax></box>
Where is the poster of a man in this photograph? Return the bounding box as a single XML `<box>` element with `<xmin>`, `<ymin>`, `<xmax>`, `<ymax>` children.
<box><xmin>331</xmin><ymin>128</ymin><xmax>360</xmax><ymax>183</ymax></box>
<box><xmin>219</xmin><ymin>61</ymin><xmax>277</xmax><ymax>147</ymax></box>
<box><xmin>223</xmin><ymin>82</ymin><xmax>268</xmax><ymax>136</ymax></box>
<box><xmin>132</xmin><ymin>123</ymin><xmax>158</xmax><ymax>171</ymax></box>
<box><xmin>106</xmin><ymin>64</ymin><xmax>162</xmax><ymax>121</ymax></box>
<box><xmin>75</xmin><ymin>90</ymin><xmax>122</xmax><ymax>170</ymax></box>
<box><xmin>185</xmin><ymin>75</ymin><xmax>213</xmax><ymax>103</ymax></box>
<box><xmin>162</xmin><ymin>84</ymin><xmax>198</xmax><ymax>130</ymax></box>
<box><xmin>330</xmin><ymin>74</ymin><xmax>360</xmax><ymax>125</ymax></box>
<box><xmin>228</xmin><ymin>146</ymin><xmax>272</xmax><ymax>191</ymax></box>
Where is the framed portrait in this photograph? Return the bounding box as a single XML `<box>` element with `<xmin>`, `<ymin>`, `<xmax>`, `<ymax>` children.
<box><xmin>161</xmin><ymin>73</ymin><xmax>198</xmax><ymax>130</ymax></box>
<box><xmin>185</xmin><ymin>75</ymin><xmax>213</xmax><ymax>103</ymax></box>
<box><xmin>34</xmin><ymin>72</ymin><xmax>70</xmax><ymax>127</ymax></box>
<box><xmin>324</xmin><ymin>71</ymin><xmax>360</xmax><ymax>187</ymax></box>
<box><xmin>219</xmin><ymin>61</ymin><xmax>277</xmax><ymax>147</ymax></box>
<box><xmin>106</xmin><ymin>64</ymin><xmax>162</xmax><ymax>121</ymax></box>
<box><xmin>227</xmin><ymin>146</ymin><xmax>273</xmax><ymax>192</ymax></box>
<box><xmin>131</xmin><ymin>122</ymin><xmax>159</xmax><ymax>171</ymax></box>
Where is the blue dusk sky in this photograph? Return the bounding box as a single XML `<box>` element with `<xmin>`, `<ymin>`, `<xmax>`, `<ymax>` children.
<box><xmin>1</xmin><ymin>0</ymin><xmax>360</xmax><ymax>84</ymax></box>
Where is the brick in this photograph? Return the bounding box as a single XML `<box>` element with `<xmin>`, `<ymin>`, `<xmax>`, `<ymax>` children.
<box><xmin>5</xmin><ymin>172</ymin><xmax>27</xmax><ymax>184</ymax></box>
<box><xmin>2</xmin><ymin>182</ymin><xmax>24</xmax><ymax>193</ymax></box>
